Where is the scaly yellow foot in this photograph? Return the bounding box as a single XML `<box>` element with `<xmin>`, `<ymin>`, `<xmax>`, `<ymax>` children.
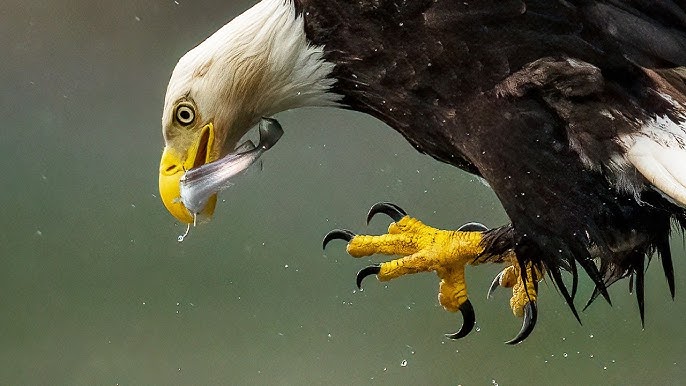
<box><xmin>487</xmin><ymin>255</ymin><xmax>542</xmax><ymax>344</ymax></box>
<box><xmin>323</xmin><ymin>202</ymin><xmax>542</xmax><ymax>344</ymax></box>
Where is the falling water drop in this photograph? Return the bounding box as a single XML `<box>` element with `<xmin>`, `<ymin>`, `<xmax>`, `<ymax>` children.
<box><xmin>178</xmin><ymin>223</ymin><xmax>191</xmax><ymax>242</ymax></box>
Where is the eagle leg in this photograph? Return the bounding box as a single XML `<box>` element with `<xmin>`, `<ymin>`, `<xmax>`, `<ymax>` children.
<box><xmin>323</xmin><ymin>202</ymin><xmax>545</xmax><ymax>343</ymax></box>
<box><xmin>324</xmin><ymin>202</ymin><xmax>492</xmax><ymax>340</ymax></box>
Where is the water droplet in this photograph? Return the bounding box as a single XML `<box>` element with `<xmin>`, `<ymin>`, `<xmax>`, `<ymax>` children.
<box><xmin>177</xmin><ymin>223</ymin><xmax>191</xmax><ymax>242</ymax></box>
<box><xmin>563</xmin><ymin>352</ymin><xmax>568</xmax><ymax>358</ymax></box>
<box><xmin>400</xmin><ymin>359</ymin><xmax>407</xmax><ymax>367</ymax></box>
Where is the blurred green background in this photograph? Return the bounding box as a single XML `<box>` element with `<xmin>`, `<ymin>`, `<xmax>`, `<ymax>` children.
<box><xmin>2</xmin><ymin>1</ymin><xmax>685</xmax><ymax>384</ymax></box>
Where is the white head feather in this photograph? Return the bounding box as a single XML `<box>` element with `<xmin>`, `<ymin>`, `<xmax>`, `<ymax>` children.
<box><xmin>163</xmin><ymin>0</ymin><xmax>339</xmax><ymax>151</ymax></box>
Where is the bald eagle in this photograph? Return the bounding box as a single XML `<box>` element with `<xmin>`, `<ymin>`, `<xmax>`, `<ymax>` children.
<box><xmin>158</xmin><ymin>0</ymin><xmax>686</xmax><ymax>343</ymax></box>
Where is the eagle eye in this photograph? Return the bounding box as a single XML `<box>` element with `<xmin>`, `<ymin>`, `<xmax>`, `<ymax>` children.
<box><xmin>175</xmin><ymin>103</ymin><xmax>195</xmax><ymax>126</ymax></box>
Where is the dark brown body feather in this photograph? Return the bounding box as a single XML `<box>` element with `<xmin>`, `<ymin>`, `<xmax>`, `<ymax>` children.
<box><xmin>294</xmin><ymin>0</ymin><xmax>686</xmax><ymax>317</ymax></box>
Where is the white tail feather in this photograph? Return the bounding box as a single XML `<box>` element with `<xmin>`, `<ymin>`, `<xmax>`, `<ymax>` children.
<box><xmin>626</xmin><ymin>136</ymin><xmax>686</xmax><ymax>205</ymax></box>
<box><xmin>618</xmin><ymin>89</ymin><xmax>686</xmax><ymax>206</ymax></box>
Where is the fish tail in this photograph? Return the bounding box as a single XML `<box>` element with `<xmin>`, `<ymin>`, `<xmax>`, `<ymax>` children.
<box><xmin>258</xmin><ymin>117</ymin><xmax>284</xmax><ymax>150</ymax></box>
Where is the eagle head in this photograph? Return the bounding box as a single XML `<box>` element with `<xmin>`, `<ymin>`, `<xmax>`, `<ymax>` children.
<box><xmin>158</xmin><ymin>0</ymin><xmax>338</xmax><ymax>223</ymax></box>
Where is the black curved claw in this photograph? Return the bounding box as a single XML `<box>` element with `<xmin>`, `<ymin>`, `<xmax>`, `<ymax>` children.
<box><xmin>487</xmin><ymin>271</ymin><xmax>504</xmax><ymax>299</ymax></box>
<box><xmin>445</xmin><ymin>300</ymin><xmax>476</xmax><ymax>340</ymax></box>
<box><xmin>322</xmin><ymin>229</ymin><xmax>356</xmax><ymax>249</ymax></box>
<box><xmin>505</xmin><ymin>301</ymin><xmax>538</xmax><ymax>345</ymax></box>
<box><xmin>356</xmin><ymin>265</ymin><xmax>381</xmax><ymax>289</ymax></box>
<box><xmin>366</xmin><ymin>202</ymin><xmax>407</xmax><ymax>224</ymax></box>
<box><xmin>457</xmin><ymin>222</ymin><xmax>489</xmax><ymax>232</ymax></box>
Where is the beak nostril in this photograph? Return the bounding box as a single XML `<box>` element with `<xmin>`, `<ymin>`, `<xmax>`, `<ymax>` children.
<box><xmin>166</xmin><ymin>165</ymin><xmax>177</xmax><ymax>173</ymax></box>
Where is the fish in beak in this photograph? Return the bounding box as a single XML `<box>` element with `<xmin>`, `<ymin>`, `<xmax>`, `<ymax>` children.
<box><xmin>159</xmin><ymin>118</ymin><xmax>284</xmax><ymax>224</ymax></box>
<box><xmin>159</xmin><ymin>122</ymin><xmax>217</xmax><ymax>224</ymax></box>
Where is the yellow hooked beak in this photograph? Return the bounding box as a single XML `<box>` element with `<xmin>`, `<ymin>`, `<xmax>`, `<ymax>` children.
<box><xmin>159</xmin><ymin>123</ymin><xmax>218</xmax><ymax>224</ymax></box>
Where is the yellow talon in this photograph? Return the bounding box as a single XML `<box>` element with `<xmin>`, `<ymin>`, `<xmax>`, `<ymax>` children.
<box><xmin>510</xmin><ymin>264</ymin><xmax>541</xmax><ymax>317</ymax></box>
<box><xmin>490</xmin><ymin>259</ymin><xmax>543</xmax><ymax>317</ymax></box>
<box><xmin>324</xmin><ymin>202</ymin><xmax>544</xmax><ymax>342</ymax></box>
<box><xmin>348</xmin><ymin>216</ymin><xmax>485</xmax><ymax>261</ymax></box>
<box><xmin>347</xmin><ymin>233</ymin><xmax>419</xmax><ymax>257</ymax></box>
<box><xmin>437</xmin><ymin>267</ymin><xmax>468</xmax><ymax>312</ymax></box>
<box><xmin>345</xmin><ymin>212</ymin><xmax>484</xmax><ymax>314</ymax></box>
<box><xmin>499</xmin><ymin>265</ymin><xmax>519</xmax><ymax>288</ymax></box>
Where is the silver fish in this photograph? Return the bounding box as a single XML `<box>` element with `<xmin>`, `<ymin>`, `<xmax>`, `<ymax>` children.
<box><xmin>180</xmin><ymin>117</ymin><xmax>284</xmax><ymax>216</ymax></box>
